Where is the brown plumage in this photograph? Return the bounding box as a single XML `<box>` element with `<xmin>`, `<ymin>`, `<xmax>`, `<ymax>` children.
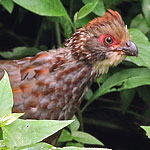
<box><xmin>0</xmin><ymin>10</ymin><xmax>138</xmax><ymax>121</ymax></box>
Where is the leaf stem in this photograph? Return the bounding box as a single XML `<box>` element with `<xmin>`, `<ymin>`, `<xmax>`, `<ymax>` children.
<box><xmin>77</xmin><ymin>109</ymin><xmax>84</xmax><ymax>131</ymax></box>
<box><xmin>69</xmin><ymin>0</ymin><xmax>74</xmax><ymax>17</ymax></box>
<box><xmin>81</xmin><ymin>97</ymin><xmax>94</xmax><ymax>113</ymax></box>
<box><xmin>68</xmin><ymin>19</ymin><xmax>76</xmax><ymax>32</ymax></box>
<box><xmin>55</xmin><ymin>22</ymin><xmax>61</xmax><ymax>47</ymax></box>
<box><xmin>34</xmin><ymin>19</ymin><xmax>43</xmax><ymax>47</ymax></box>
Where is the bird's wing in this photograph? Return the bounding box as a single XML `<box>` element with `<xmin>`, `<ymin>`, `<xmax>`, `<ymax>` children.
<box><xmin>0</xmin><ymin>49</ymin><xmax>91</xmax><ymax>120</ymax></box>
<box><xmin>0</xmin><ymin>50</ymin><xmax>72</xmax><ymax>120</ymax></box>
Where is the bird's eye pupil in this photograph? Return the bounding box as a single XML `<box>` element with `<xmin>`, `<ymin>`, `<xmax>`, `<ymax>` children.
<box><xmin>105</xmin><ymin>36</ymin><xmax>113</xmax><ymax>44</ymax></box>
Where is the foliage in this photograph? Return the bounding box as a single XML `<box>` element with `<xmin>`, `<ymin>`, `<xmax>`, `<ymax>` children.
<box><xmin>0</xmin><ymin>0</ymin><xmax>150</xmax><ymax>149</ymax></box>
<box><xmin>58</xmin><ymin>116</ymin><xmax>103</xmax><ymax>146</ymax></box>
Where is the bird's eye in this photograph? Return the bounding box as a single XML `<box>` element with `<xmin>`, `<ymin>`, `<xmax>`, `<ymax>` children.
<box><xmin>104</xmin><ymin>36</ymin><xmax>113</xmax><ymax>45</ymax></box>
<box><xmin>99</xmin><ymin>34</ymin><xmax>116</xmax><ymax>47</ymax></box>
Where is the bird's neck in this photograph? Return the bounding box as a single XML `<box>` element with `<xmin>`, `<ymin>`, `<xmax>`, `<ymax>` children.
<box><xmin>65</xmin><ymin>29</ymin><xmax>92</xmax><ymax>62</ymax></box>
<box><xmin>49</xmin><ymin>50</ymin><xmax>97</xmax><ymax>119</ymax></box>
<box><xmin>92</xmin><ymin>52</ymin><xmax>126</xmax><ymax>75</ymax></box>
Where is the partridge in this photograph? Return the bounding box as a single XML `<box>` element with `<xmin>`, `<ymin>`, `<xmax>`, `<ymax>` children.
<box><xmin>0</xmin><ymin>9</ymin><xmax>138</xmax><ymax>121</ymax></box>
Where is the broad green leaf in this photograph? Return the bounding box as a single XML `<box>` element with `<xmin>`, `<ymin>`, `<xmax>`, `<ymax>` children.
<box><xmin>130</xmin><ymin>14</ymin><xmax>149</xmax><ymax>34</ymax></box>
<box><xmin>92</xmin><ymin>68</ymin><xmax>150</xmax><ymax>101</ymax></box>
<box><xmin>82</xmin><ymin>0</ymin><xmax>105</xmax><ymax>16</ymax></box>
<box><xmin>0</xmin><ymin>71</ymin><xmax>13</xmax><ymax>117</ymax></box>
<box><xmin>7</xmin><ymin>142</ymin><xmax>52</xmax><ymax>150</ymax></box>
<box><xmin>141</xmin><ymin>126</ymin><xmax>150</xmax><ymax>138</ymax></box>
<box><xmin>120</xmin><ymin>89</ymin><xmax>136</xmax><ymax>114</ymax></box>
<box><xmin>142</xmin><ymin>0</ymin><xmax>150</xmax><ymax>27</ymax></box>
<box><xmin>127</xmin><ymin>29</ymin><xmax>150</xmax><ymax>69</ymax></box>
<box><xmin>13</xmin><ymin>0</ymin><xmax>71</xmax><ymax>21</ymax></box>
<box><xmin>2</xmin><ymin>119</ymin><xmax>73</xmax><ymax>147</ymax></box>
<box><xmin>77</xmin><ymin>1</ymin><xmax>98</xmax><ymax>20</ymax></box>
<box><xmin>0</xmin><ymin>142</ymin><xmax>111</xmax><ymax>150</ymax></box>
<box><xmin>72</xmin><ymin>131</ymin><xmax>103</xmax><ymax>145</ymax></box>
<box><xmin>0</xmin><ymin>113</ymin><xmax>24</xmax><ymax>127</ymax></box>
<box><xmin>69</xmin><ymin>116</ymin><xmax>80</xmax><ymax>132</ymax></box>
<box><xmin>0</xmin><ymin>47</ymin><xmax>41</xmax><ymax>59</ymax></box>
<box><xmin>0</xmin><ymin>0</ymin><xmax>14</xmax><ymax>13</ymax></box>
<box><xmin>58</xmin><ymin>129</ymin><xmax>72</xmax><ymax>142</ymax></box>
<box><xmin>7</xmin><ymin>143</ymin><xmax>111</xmax><ymax>150</ymax></box>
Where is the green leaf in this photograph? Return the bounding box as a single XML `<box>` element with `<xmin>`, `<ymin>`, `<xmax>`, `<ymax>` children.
<box><xmin>73</xmin><ymin>12</ymin><xmax>78</xmax><ymax>24</ymax></box>
<box><xmin>0</xmin><ymin>71</ymin><xmax>13</xmax><ymax>117</ymax></box>
<box><xmin>66</xmin><ymin>142</ymin><xmax>84</xmax><ymax>147</ymax></box>
<box><xmin>10</xmin><ymin>144</ymin><xmax>111</xmax><ymax>150</ymax></box>
<box><xmin>49</xmin><ymin>17</ymin><xmax>73</xmax><ymax>39</ymax></box>
<box><xmin>69</xmin><ymin>116</ymin><xmax>80</xmax><ymax>132</ymax></box>
<box><xmin>0</xmin><ymin>0</ymin><xmax>14</xmax><ymax>13</ymax></box>
<box><xmin>142</xmin><ymin>0</ymin><xmax>150</xmax><ymax>27</ymax></box>
<box><xmin>0</xmin><ymin>113</ymin><xmax>24</xmax><ymax>127</ymax></box>
<box><xmin>92</xmin><ymin>68</ymin><xmax>150</xmax><ymax>101</ymax></box>
<box><xmin>0</xmin><ymin>130</ymin><xmax>2</xmax><ymax>140</ymax></box>
<box><xmin>13</xmin><ymin>0</ymin><xmax>71</xmax><ymax>21</ymax></box>
<box><xmin>77</xmin><ymin>1</ymin><xmax>98</xmax><ymax>20</ymax></box>
<box><xmin>58</xmin><ymin>129</ymin><xmax>72</xmax><ymax>142</ymax></box>
<box><xmin>0</xmin><ymin>47</ymin><xmax>41</xmax><ymax>59</ymax></box>
<box><xmin>130</xmin><ymin>14</ymin><xmax>149</xmax><ymax>34</ymax></box>
<box><xmin>2</xmin><ymin>119</ymin><xmax>73</xmax><ymax>147</ymax></box>
<box><xmin>75</xmin><ymin>14</ymin><xmax>92</xmax><ymax>28</ymax></box>
<box><xmin>141</xmin><ymin>126</ymin><xmax>150</xmax><ymax>138</ymax></box>
<box><xmin>8</xmin><ymin>143</ymin><xmax>109</xmax><ymax>150</ymax></box>
<box><xmin>0</xmin><ymin>141</ymin><xmax>8</xmax><ymax>150</ymax></box>
<box><xmin>126</xmin><ymin>29</ymin><xmax>150</xmax><ymax>69</ymax></box>
<box><xmin>82</xmin><ymin>0</ymin><xmax>105</xmax><ymax>16</ymax></box>
<box><xmin>85</xmin><ymin>89</ymin><xmax>93</xmax><ymax>101</ymax></box>
<box><xmin>72</xmin><ymin>131</ymin><xmax>103</xmax><ymax>145</ymax></box>
<box><xmin>120</xmin><ymin>89</ymin><xmax>136</xmax><ymax>114</ymax></box>
<box><xmin>59</xmin><ymin>17</ymin><xmax>73</xmax><ymax>39</ymax></box>
<box><xmin>7</xmin><ymin>142</ymin><xmax>53</xmax><ymax>150</ymax></box>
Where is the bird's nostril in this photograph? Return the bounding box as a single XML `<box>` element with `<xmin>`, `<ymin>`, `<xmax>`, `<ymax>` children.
<box><xmin>126</xmin><ymin>41</ymin><xmax>130</xmax><ymax>47</ymax></box>
<box><xmin>124</xmin><ymin>41</ymin><xmax>138</xmax><ymax>56</ymax></box>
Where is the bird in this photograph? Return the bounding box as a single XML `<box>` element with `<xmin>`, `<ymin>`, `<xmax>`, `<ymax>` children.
<box><xmin>0</xmin><ymin>9</ymin><xmax>138</xmax><ymax>121</ymax></box>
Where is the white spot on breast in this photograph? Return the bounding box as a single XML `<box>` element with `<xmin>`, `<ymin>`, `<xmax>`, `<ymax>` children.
<box><xmin>30</xmin><ymin>107</ymin><xmax>38</xmax><ymax>113</ymax></box>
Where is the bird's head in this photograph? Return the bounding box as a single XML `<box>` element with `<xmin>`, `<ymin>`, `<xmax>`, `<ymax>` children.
<box><xmin>65</xmin><ymin>9</ymin><xmax>138</xmax><ymax>75</ymax></box>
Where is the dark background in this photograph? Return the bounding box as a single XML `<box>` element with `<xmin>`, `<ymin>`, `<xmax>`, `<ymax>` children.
<box><xmin>0</xmin><ymin>0</ymin><xmax>150</xmax><ymax>149</ymax></box>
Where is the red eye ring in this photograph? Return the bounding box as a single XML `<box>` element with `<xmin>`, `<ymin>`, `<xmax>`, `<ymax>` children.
<box><xmin>99</xmin><ymin>34</ymin><xmax>117</xmax><ymax>47</ymax></box>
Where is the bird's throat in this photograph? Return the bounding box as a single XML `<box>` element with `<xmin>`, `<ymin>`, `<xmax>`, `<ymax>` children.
<box><xmin>93</xmin><ymin>52</ymin><xmax>126</xmax><ymax>75</ymax></box>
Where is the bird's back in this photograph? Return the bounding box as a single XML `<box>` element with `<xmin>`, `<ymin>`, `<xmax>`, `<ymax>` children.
<box><xmin>0</xmin><ymin>48</ymin><xmax>94</xmax><ymax>120</ymax></box>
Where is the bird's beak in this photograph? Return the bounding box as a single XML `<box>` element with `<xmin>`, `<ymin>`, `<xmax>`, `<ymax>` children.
<box><xmin>116</xmin><ymin>41</ymin><xmax>138</xmax><ymax>56</ymax></box>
